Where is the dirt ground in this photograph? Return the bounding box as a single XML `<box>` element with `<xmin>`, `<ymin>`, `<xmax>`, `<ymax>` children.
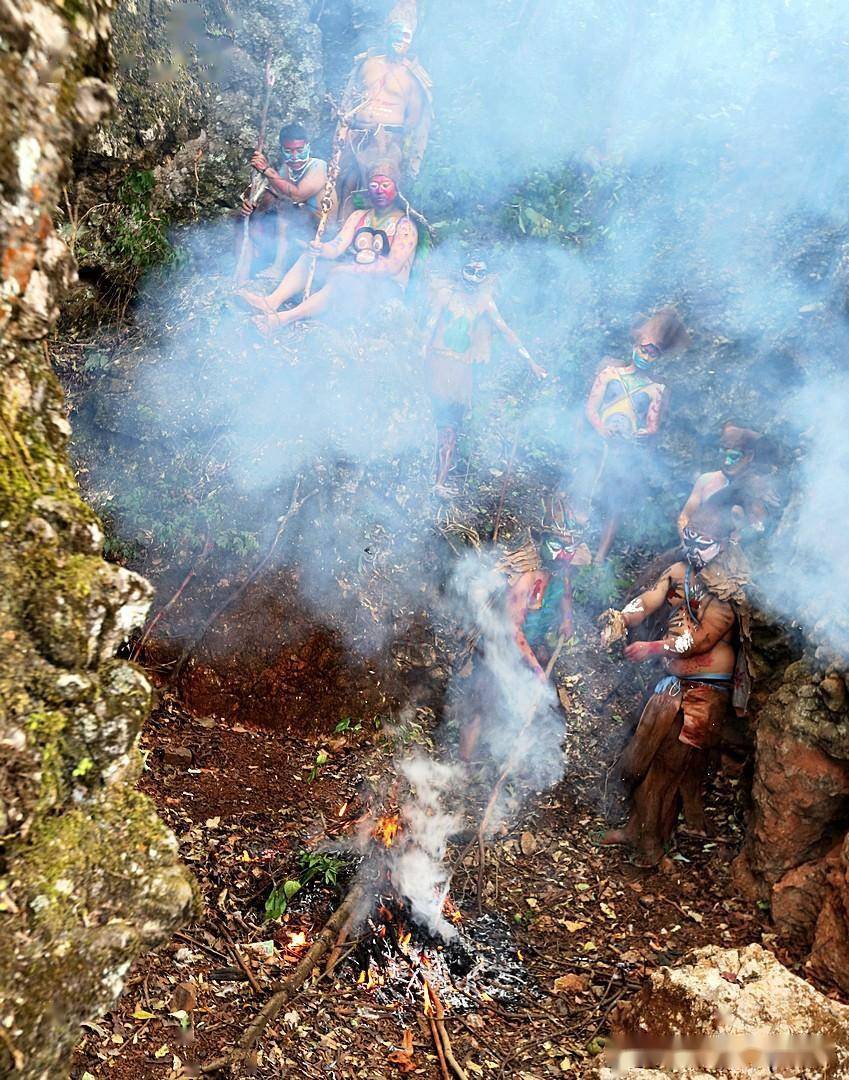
<box><xmin>70</xmin><ymin>601</ymin><xmax>833</xmax><ymax>1080</ymax></box>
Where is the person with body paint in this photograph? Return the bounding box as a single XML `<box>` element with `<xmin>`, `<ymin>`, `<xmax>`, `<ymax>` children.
<box><xmin>238</xmin><ymin>143</ymin><xmax>418</xmax><ymax>333</ymax></box>
<box><xmin>337</xmin><ymin>0</ymin><xmax>432</xmax><ymax>218</ymax></box>
<box><xmin>597</xmin><ymin>488</ymin><xmax>750</xmax><ymax>867</ymax></box>
<box><xmin>237</xmin><ymin>123</ymin><xmax>334</xmax><ymax>281</ymax></box>
<box><xmin>678</xmin><ymin>421</ymin><xmax>775</xmax><ymax>539</ymax></box>
<box><xmin>459</xmin><ymin>523</ymin><xmax>590</xmax><ymax>762</ymax></box>
<box><xmin>584</xmin><ymin>307</ymin><xmax>691</xmax><ymax>563</ymax></box>
<box><xmin>422</xmin><ymin>255</ymin><xmax>547</xmax><ymax>498</ymax></box>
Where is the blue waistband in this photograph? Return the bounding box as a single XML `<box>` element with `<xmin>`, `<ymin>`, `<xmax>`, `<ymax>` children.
<box><xmin>654</xmin><ymin>673</ymin><xmax>732</xmax><ymax>697</ymax></box>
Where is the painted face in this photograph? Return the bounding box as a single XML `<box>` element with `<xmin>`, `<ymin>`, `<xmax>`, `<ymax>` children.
<box><xmin>462</xmin><ymin>260</ymin><xmax>489</xmax><ymax>288</ymax></box>
<box><xmin>541</xmin><ymin>534</ymin><xmax>574</xmax><ymax>567</ymax></box>
<box><xmin>387</xmin><ymin>21</ymin><xmax>414</xmax><ymax>55</ymax></box>
<box><xmin>632</xmin><ymin>341</ymin><xmax>661</xmax><ymax>370</ymax></box>
<box><xmin>368</xmin><ymin>175</ymin><xmax>398</xmax><ymax>209</ymax></box>
<box><xmin>282</xmin><ymin>140</ymin><xmax>310</xmax><ymax>167</ymax></box>
<box><xmin>681</xmin><ymin>526</ymin><xmax>723</xmax><ymax>571</ymax></box>
<box><xmin>720</xmin><ymin>446</ymin><xmax>750</xmax><ymax>477</ymax></box>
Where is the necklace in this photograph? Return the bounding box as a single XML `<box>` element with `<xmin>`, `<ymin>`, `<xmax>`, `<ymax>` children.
<box><xmin>286</xmin><ymin>159</ymin><xmax>311</xmax><ymax>184</ymax></box>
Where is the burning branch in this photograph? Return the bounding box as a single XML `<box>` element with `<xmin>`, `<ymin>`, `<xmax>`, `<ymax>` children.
<box><xmin>201</xmin><ymin>882</ymin><xmax>367</xmax><ymax>1075</ymax></box>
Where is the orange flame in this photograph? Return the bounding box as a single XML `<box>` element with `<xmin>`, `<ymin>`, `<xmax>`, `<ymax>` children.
<box><xmin>442</xmin><ymin>897</ymin><xmax>463</xmax><ymax>924</ymax></box>
<box><xmin>423</xmin><ymin>982</ymin><xmax>431</xmax><ymax>1016</ymax></box>
<box><xmin>288</xmin><ymin>930</ymin><xmax>307</xmax><ymax>948</ymax></box>
<box><xmin>374</xmin><ymin>815</ymin><xmax>400</xmax><ymax>848</ymax></box>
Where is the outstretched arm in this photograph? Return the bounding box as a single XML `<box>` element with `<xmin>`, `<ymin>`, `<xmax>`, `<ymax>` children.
<box><xmin>488</xmin><ymin>300</ymin><xmax>547</xmax><ymax>378</ymax></box>
<box><xmin>678</xmin><ymin>474</ymin><xmax>708</xmax><ymax>537</ymax></box>
<box><xmin>315</xmin><ymin>211</ymin><xmax>361</xmax><ymax>260</ymax></box>
<box><xmin>621</xmin><ymin>567</ymin><xmax>677</xmax><ymax>628</ymax></box>
<box><xmin>626</xmin><ymin>598</ymin><xmax>735</xmax><ymax>662</ymax></box>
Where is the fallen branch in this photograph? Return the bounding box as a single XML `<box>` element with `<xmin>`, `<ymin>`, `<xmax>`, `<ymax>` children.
<box><xmin>425</xmin><ymin>980</ymin><xmax>468</xmax><ymax>1080</ymax></box>
<box><xmin>476</xmin><ymin>635</ymin><xmax>566</xmax><ymax>912</ymax></box>
<box><xmin>130</xmin><ymin>534</ymin><xmax>213</xmax><ymax>662</ymax></box>
<box><xmin>201</xmin><ymin>883</ymin><xmax>366</xmax><ymax>1075</ymax></box>
<box><xmin>172</xmin><ymin>479</ymin><xmax>316</xmax><ymax>682</ymax></box>
<box><xmin>216</xmin><ymin>918</ymin><xmax>263</xmax><ymax>998</ymax></box>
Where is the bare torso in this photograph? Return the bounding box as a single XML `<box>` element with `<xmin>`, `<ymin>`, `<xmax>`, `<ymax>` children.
<box><xmin>662</xmin><ymin>562</ymin><xmax>736</xmax><ymax>676</ymax></box>
<box><xmin>355</xmin><ymin>55</ymin><xmax>418</xmax><ymax>127</ymax></box>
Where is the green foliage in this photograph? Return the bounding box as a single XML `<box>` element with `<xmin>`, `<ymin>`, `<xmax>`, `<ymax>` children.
<box><xmin>109</xmin><ymin>171</ymin><xmax>175</xmax><ymax>277</ymax></box>
<box><xmin>571</xmin><ymin>558</ymin><xmax>631</xmax><ymax>611</ymax></box>
<box><xmin>333</xmin><ymin>716</ymin><xmax>361</xmax><ymax>734</ymax></box>
<box><xmin>264</xmin><ymin>878</ymin><xmax>302</xmax><ymax>920</ymax></box>
<box><xmin>297</xmin><ymin>850</ymin><xmax>348</xmax><ymax>888</ymax></box>
<box><xmin>307</xmin><ymin>748</ymin><xmax>329</xmax><ymax>782</ymax></box>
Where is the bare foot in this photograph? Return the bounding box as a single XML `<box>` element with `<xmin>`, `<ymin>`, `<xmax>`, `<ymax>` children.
<box><xmin>236</xmin><ymin>289</ymin><xmax>274</xmax><ymax>314</ymax></box>
<box><xmin>252</xmin><ymin>313</ymin><xmax>281</xmax><ymax>336</ymax></box>
<box><xmin>600</xmin><ymin>828</ymin><xmax>630</xmax><ymax>847</ymax></box>
<box><xmin>258</xmin><ymin>265</ymin><xmax>284</xmax><ymax>280</ymax></box>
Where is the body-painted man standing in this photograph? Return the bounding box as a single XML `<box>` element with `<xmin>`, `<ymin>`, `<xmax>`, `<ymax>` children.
<box><xmin>598</xmin><ymin>489</ymin><xmax>750</xmax><ymax>867</ymax></box>
<box><xmin>459</xmin><ymin>524</ymin><xmax>590</xmax><ymax>762</ymax></box>
<box><xmin>584</xmin><ymin>308</ymin><xmax>690</xmax><ymax>563</ymax></box>
<box><xmin>422</xmin><ymin>256</ymin><xmax>546</xmax><ymax>498</ymax></box>
<box><xmin>338</xmin><ymin>0</ymin><xmax>432</xmax><ymax>217</ymax></box>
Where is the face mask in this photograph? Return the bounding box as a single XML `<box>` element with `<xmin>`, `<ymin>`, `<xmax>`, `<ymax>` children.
<box><xmin>541</xmin><ymin>536</ymin><xmax>573</xmax><ymax>566</ymax></box>
<box><xmin>681</xmin><ymin>527</ymin><xmax>722</xmax><ymax>571</ymax></box>
<box><xmin>388</xmin><ymin>22</ymin><xmax>413</xmax><ymax>54</ymax></box>
<box><xmin>721</xmin><ymin>448</ymin><xmax>745</xmax><ymax>474</ymax></box>
<box><xmin>368</xmin><ymin>176</ymin><xmax>398</xmax><ymax>208</ymax></box>
<box><xmin>462</xmin><ymin>261</ymin><xmax>488</xmax><ymax>286</ymax></box>
<box><xmin>632</xmin><ymin>342</ymin><xmax>661</xmax><ymax>370</ymax></box>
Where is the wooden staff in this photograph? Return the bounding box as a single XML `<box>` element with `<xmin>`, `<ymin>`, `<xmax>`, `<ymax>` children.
<box><xmin>234</xmin><ymin>50</ymin><xmax>276</xmax><ymax>284</ymax></box>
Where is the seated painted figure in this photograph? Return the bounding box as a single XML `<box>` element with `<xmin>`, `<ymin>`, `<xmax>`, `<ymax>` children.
<box><xmin>238</xmin><ymin>143</ymin><xmax>418</xmax><ymax>333</ymax></box>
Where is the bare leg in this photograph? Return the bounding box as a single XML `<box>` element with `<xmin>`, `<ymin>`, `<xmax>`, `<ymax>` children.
<box><xmin>240</xmin><ymin>253</ymin><xmax>313</xmax><ymax>313</ymax></box>
<box><xmin>258</xmin><ymin>216</ymin><xmax>290</xmax><ymax>279</ymax></box>
<box><xmin>594</xmin><ymin>514</ymin><xmax>620</xmax><ymax>564</ymax></box>
<box><xmin>253</xmin><ymin>279</ymin><xmax>335</xmax><ymax>334</ymax></box>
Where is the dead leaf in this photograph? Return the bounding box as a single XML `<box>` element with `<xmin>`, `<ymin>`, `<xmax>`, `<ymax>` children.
<box><xmin>552</xmin><ymin>974</ymin><xmax>587</xmax><ymax>994</ymax></box>
<box><xmin>520</xmin><ymin>831</ymin><xmax>538</xmax><ymax>856</ymax></box>
<box><xmin>170</xmin><ymin>981</ymin><xmax>197</xmax><ymax>1014</ymax></box>
<box><xmin>386</xmin><ymin>1029</ymin><xmax>417</xmax><ymax>1073</ymax></box>
<box><xmin>563</xmin><ymin>920</ymin><xmax>587</xmax><ymax>933</ymax></box>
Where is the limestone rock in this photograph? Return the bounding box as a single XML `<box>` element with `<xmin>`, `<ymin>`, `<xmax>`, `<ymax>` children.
<box><xmin>0</xmin><ymin>0</ymin><xmax>195</xmax><ymax>1072</ymax></box>
<box><xmin>607</xmin><ymin>944</ymin><xmax>849</xmax><ymax>1078</ymax></box>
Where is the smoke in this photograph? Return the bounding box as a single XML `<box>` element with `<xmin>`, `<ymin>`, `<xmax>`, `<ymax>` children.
<box><xmin>77</xmin><ymin>0</ymin><xmax>849</xmax><ymax>932</ymax></box>
<box><xmin>389</xmin><ymin>752</ymin><xmax>462</xmax><ymax>939</ymax></box>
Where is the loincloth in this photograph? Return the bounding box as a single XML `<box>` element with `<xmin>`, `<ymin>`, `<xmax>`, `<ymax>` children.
<box><xmin>427</xmin><ymin>347</ymin><xmax>475</xmax><ymax>408</ymax></box>
<box><xmin>620</xmin><ymin>678</ymin><xmax>729</xmax><ymax>783</ymax></box>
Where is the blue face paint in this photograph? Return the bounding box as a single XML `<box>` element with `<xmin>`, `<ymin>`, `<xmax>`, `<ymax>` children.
<box><xmin>632</xmin><ymin>347</ymin><xmax>652</xmax><ymax>370</ymax></box>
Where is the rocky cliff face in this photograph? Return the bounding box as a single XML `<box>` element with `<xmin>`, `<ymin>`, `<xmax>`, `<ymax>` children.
<box><xmin>735</xmin><ymin>657</ymin><xmax>849</xmax><ymax>993</ymax></box>
<box><xmin>64</xmin><ymin>0</ymin><xmax>324</xmax><ymax>309</ymax></box>
<box><xmin>0</xmin><ymin>0</ymin><xmax>194</xmax><ymax>1073</ymax></box>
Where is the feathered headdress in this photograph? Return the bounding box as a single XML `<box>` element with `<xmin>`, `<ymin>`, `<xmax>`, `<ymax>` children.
<box><xmin>387</xmin><ymin>0</ymin><xmax>417</xmax><ymax>32</ymax></box>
